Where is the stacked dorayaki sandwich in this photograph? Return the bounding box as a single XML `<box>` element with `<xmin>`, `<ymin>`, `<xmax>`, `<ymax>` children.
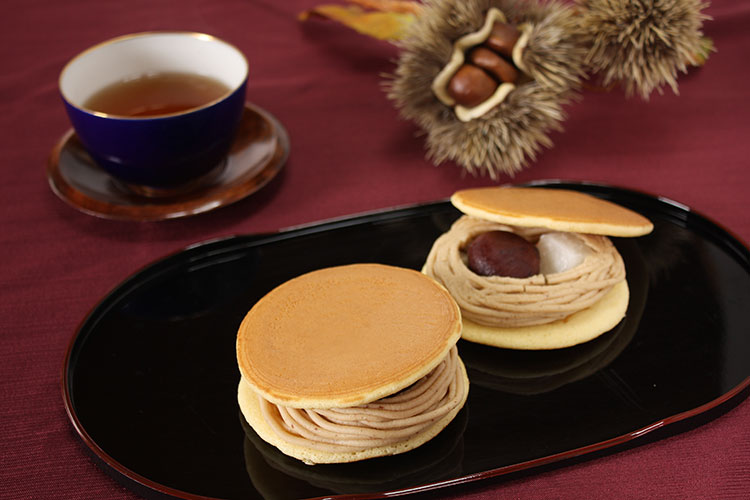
<box><xmin>237</xmin><ymin>264</ymin><xmax>469</xmax><ymax>465</ymax></box>
<box><xmin>424</xmin><ymin>186</ymin><xmax>653</xmax><ymax>350</ymax></box>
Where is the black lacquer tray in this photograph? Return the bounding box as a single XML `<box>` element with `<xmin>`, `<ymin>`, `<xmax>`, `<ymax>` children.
<box><xmin>62</xmin><ymin>181</ymin><xmax>750</xmax><ymax>500</ymax></box>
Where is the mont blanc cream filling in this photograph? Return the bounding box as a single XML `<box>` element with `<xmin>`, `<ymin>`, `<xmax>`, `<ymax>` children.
<box><xmin>424</xmin><ymin>216</ymin><xmax>626</xmax><ymax>327</ymax></box>
<box><xmin>257</xmin><ymin>346</ymin><xmax>465</xmax><ymax>455</ymax></box>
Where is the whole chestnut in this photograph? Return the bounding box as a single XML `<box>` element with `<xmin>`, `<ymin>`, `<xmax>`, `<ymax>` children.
<box><xmin>466</xmin><ymin>230</ymin><xmax>540</xmax><ymax>278</ymax></box>
<box><xmin>447</xmin><ymin>64</ymin><xmax>498</xmax><ymax>108</ymax></box>
<box><xmin>468</xmin><ymin>46</ymin><xmax>519</xmax><ymax>84</ymax></box>
<box><xmin>484</xmin><ymin>21</ymin><xmax>521</xmax><ymax>58</ymax></box>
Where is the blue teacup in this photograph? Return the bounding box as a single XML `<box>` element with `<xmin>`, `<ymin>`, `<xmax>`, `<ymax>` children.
<box><xmin>59</xmin><ymin>32</ymin><xmax>248</xmax><ymax>193</ymax></box>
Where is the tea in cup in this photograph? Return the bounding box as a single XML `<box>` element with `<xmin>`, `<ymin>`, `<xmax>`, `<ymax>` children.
<box><xmin>59</xmin><ymin>32</ymin><xmax>248</xmax><ymax>193</ymax></box>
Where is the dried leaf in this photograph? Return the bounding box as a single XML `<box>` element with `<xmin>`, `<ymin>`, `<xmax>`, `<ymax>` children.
<box><xmin>346</xmin><ymin>0</ymin><xmax>422</xmax><ymax>15</ymax></box>
<box><xmin>299</xmin><ymin>4</ymin><xmax>417</xmax><ymax>41</ymax></box>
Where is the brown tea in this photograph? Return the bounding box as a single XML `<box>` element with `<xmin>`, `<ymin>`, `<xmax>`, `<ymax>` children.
<box><xmin>83</xmin><ymin>72</ymin><xmax>231</xmax><ymax>117</ymax></box>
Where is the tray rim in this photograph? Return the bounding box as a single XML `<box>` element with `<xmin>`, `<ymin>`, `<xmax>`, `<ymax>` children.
<box><xmin>61</xmin><ymin>180</ymin><xmax>750</xmax><ymax>500</ymax></box>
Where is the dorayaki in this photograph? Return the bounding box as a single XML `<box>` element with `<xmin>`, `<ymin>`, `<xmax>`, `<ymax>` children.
<box><xmin>423</xmin><ymin>186</ymin><xmax>653</xmax><ymax>350</ymax></box>
<box><xmin>236</xmin><ymin>263</ymin><xmax>469</xmax><ymax>464</ymax></box>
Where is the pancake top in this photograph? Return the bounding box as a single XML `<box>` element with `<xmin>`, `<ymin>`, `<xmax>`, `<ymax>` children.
<box><xmin>236</xmin><ymin>264</ymin><xmax>462</xmax><ymax>409</ymax></box>
<box><xmin>451</xmin><ymin>187</ymin><xmax>653</xmax><ymax>237</ymax></box>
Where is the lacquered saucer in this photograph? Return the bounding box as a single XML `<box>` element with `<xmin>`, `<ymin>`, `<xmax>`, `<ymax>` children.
<box><xmin>47</xmin><ymin>102</ymin><xmax>289</xmax><ymax>221</ymax></box>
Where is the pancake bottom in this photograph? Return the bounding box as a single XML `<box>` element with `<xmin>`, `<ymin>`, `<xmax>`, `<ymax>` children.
<box><xmin>238</xmin><ymin>358</ymin><xmax>469</xmax><ymax>465</ymax></box>
<box><xmin>462</xmin><ymin>280</ymin><xmax>629</xmax><ymax>350</ymax></box>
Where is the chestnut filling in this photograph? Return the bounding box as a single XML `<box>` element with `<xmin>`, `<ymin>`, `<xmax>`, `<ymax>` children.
<box><xmin>423</xmin><ymin>216</ymin><xmax>626</xmax><ymax>328</ymax></box>
<box><xmin>446</xmin><ymin>21</ymin><xmax>521</xmax><ymax>108</ymax></box>
<box><xmin>466</xmin><ymin>230</ymin><xmax>540</xmax><ymax>278</ymax></box>
<box><xmin>256</xmin><ymin>346</ymin><xmax>466</xmax><ymax>461</ymax></box>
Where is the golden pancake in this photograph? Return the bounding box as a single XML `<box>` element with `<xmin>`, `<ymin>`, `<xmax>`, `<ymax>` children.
<box><xmin>237</xmin><ymin>263</ymin><xmax>462</xmax><ymax>409</ymax></box>
<box><xmin>461</xmin><ymin>279</ymin><xmax>629</xmax><ymax>349</ymax></box>
<box><xmin>451</xmin><ymin>186</ymin><xmax>653</xmax><ymax>237</ymax></box>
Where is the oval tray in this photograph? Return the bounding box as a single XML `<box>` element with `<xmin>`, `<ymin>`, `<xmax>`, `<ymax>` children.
<box><xmin>62</xmin><ymin>181</ymin><xmax>750</xmax><ymax>499</ymax></box>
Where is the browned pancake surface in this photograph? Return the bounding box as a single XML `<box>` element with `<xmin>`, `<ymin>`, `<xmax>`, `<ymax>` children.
<box><xmin>237</xmin><ymin>264</ymin><xmax>461</xmax><ymax>408</ymax></box>
<box><xmin>451</xmin><ymin>187</ymin><xmax>653</xmax><ymax>236</ymax></box>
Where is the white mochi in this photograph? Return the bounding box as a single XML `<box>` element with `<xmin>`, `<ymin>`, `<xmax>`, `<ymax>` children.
<box><xmin>537</xmin><ymin>232</ymin><xmax>591</xmax><ymax>275</ymax></box>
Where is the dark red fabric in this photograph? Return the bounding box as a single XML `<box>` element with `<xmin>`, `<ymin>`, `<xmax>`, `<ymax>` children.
<box><xmin>2</xmin><ymin>0</ymin><xmax>749</xmax><ymax>498</ymax></box>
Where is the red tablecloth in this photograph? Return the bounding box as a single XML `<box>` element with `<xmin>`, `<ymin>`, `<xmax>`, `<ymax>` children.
<box><xmin>2</xmin><ymin>1</ymin><xmax>749</xmax><ymax>498</ymax></box>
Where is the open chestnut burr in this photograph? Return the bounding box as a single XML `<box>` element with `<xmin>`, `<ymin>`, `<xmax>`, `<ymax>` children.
<box><xmin>431</xmin><ymin>8</ymin><xmax>530</xmax><ymax>122</ymax></box>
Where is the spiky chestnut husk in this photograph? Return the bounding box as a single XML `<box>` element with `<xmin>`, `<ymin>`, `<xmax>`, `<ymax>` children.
<box><xmin>577</xmin><ymin>0</ymin><xmax>710</xmax><ymax>99</ymax></box>
<box><xmin>386</xmin><ymin>0</ymin><xmax>587</xmax><ymax>178</ymax></box>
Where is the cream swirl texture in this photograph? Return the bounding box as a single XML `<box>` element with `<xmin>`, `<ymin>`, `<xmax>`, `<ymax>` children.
<box><xmin>423</xmin><ymin>216</ymin><xmax>625</xmax><ymax>327</ymax></box>
<box><xmin>257</xmin><ymin>346</ymin><xmax>466</xmax><ymax>456</ymax></box>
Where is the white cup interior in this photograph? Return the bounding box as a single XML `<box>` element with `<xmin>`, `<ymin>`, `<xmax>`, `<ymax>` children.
<box><xmin>60</xmin><ymin>32</ymin><xmax>248</xmax><ymax>108</ymax></box>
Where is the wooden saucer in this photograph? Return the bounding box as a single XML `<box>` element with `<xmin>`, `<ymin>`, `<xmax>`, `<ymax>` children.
<box><xmin>46</xmin><ymin>102</ymin><xmax>289</xmax><ymax>221</ymax></box>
